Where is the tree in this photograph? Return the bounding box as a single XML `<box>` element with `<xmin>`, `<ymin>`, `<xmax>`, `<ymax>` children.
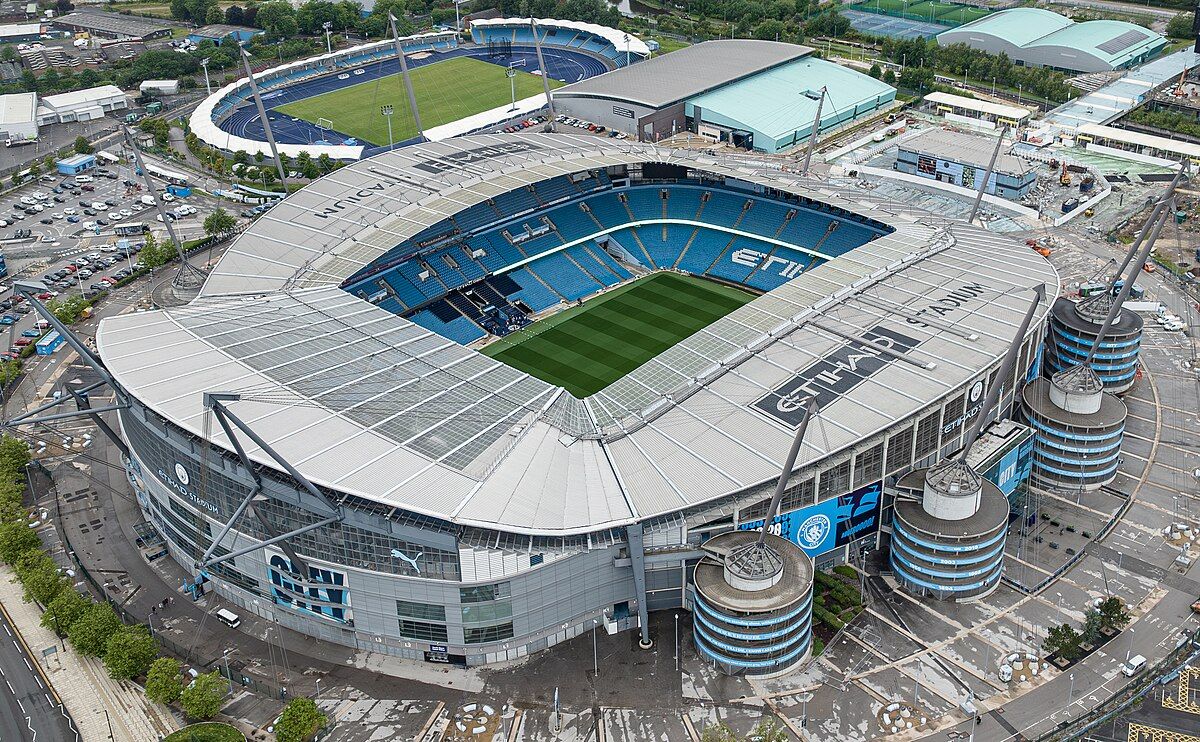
<box><xmin>0</xmin><ymin>520</ymin><xmax>40</xmax><ymax>565</ymax></box>
<box><xmin>883</xmin><ymin>69</ymin><xmax>896</xmax><ymax>85</ymax></box>
<box><xmin>225</xmin><ymin>4</ymin><xmax>245</xmax><ymax>24</ymax></box>
<box><xmin>180</xmin><ymin>671</ymin><xmax>226</xmax><ymax>721</ymax></box>
<box><xmin>274</xmin><ymin>697</ymin><xmax>327</xmax><ymax>742</ymax></box>
<box><xmin>1167</xmin><ymin>12</ymin><xmax>1194</xmax><ymax>39</ymax></box>
<box><xmin>41</xmin><ymin>588</ymin><xmax>90</xmax><ymax>635</ymax></box>
<box><xmin>68</xmin><ymin>602</ymin><xmax>122</xmax><ymax>656</ymax></box>
<box><xmin>28</xmin><ymin>162</ymin><xmax>40</xmax><ymax>177</ymax></box>
<box><xmin>700</xmin><ymin>723</ymin><xmax>738</xmax><ymax>742</ymax></box>
<box><xmin>1081</xmin><ymin>608</ymin><xmax>1104</xmax><ymax>645</ymax></box>
<box><xmin>1044</xmin><ymin>623</ymin><xmax>1083</xmax><ymax>661</ymax></box>
<box><xmin>104</xmin><ymin>626</ymin><xmax>158</xmax><ymax>680</ymax></box>
<box><xmin>746</xmin><ymin>721</ymin><xmax>788</xmax><ymax>742</ymax></box>
<box><xmin>16</xmin><ymin>551</ymin><xmax>65</xmax><ymax>605</ymax></box>
<box><xmin>145</xmin><ymin>657</ymin><xmax>184</xmax><ymax>705</ymax></box>
<box><xmin>1098</xmin><ymin>597</ymin><xmax>1130</xmax><ymax>631</ymax></box>
<box><xmin>204</xmin><ymin>208</ymin><xmax>236</xmax><ymax>236</ymax></box>
<box><xmin>301</xmin><ymin>161</ymin><xmax>320</xmax><ymax>180</ymax></box>
<box><xmin>257</xmin><ymin>1</ymin><xmax>300</xmax><ymax>37</ymax></box>
<box><xmin>206</xmin><ymin>4</ymin><xmax>224</xmax><ymax>24</ymax></box>
<box><xmin>869</xmin><ymin>63</ymin><xmax>882</xmax><ymax>79</ymax></box>
<box><xmin>73</xmin><ymin>136</ymin><xmax>93</xmax><ymax>155</ymax></box>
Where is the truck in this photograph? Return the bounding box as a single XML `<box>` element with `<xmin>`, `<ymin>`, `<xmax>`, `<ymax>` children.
<box><xmin>1123</xmin><ymin>301</ymin><xmax>1165</xmax><ymax>314</ymax></box>
<box><xmin>4</xmin><ymin>136</ymin><xmax>36</xmax><ymax>148</ymax></box>
<box><xmin>145</xmin><ymin>101</ymin><xmax>163</xmax><ymax>115</ymax></box>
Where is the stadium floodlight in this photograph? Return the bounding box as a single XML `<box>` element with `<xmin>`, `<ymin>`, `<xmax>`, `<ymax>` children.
<box><xmin>323</xmin><ymin>21</ymin><xmax>333</xmax><ymax>55</ymax></box>
<box><xmin>506</xmin><ymin>66</ymin><xmax>517</xmax><ymax>112</ymax></box>
<box><xmin>200</xmin><ymin>57</ymin><xmax>211</xmax><ymax>96</ymax></box>
<box><xmin>381</xmin><ymin>105</ymin><xmax>395</xmax><ymax>150</ymax></box>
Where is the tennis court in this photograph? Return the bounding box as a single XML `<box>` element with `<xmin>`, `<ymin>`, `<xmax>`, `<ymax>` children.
<box><xmin>843</xmin><ymin>9</ymin><xmax>947</xmax><ymax>38</ymax></box>
<box><xmin>847</xmin><ymin>0</ymin><xmax>989</xmax><ymax>30</ymax></box>
<box><xmin>483</xmin><ymin>272</ymin><xmax>754</xmax><ymax>397</ymax></box>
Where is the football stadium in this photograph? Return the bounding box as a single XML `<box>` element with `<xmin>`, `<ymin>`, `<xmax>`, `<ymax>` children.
<box><xmin>190</xmin><ymin>19</ymin><xmax>649</xmax><ymax>161</ymax></box>
<box><xmin>96</xmin><ymin>134</ymin><xmax>1058</xmax><ymax>670</ymax></box>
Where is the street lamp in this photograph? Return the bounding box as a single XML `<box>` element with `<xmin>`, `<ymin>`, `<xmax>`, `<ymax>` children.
<box><xmin>222</xmin><ymin>648</ymin><xmax>233</xmax><ymax>695</ymax></box>
<box><xmin>323</xmin><ymin>22</ymin><xmax>333</xmax><ymax>56</ymax></box>
<box><xmin>592</xmin><ymin>618</ymin><xmax>599</xmax><ymax>677</ymax></box>
<box><xmin>200</xmin><ymin>58</ymin><xmax>211</xmax><ymax>96</ymax></box>
<box><xmin>315</xmin><ymin>677</ymin><xmax>321</xmax><ymax>701</ymax></box>
<box><xmin>380</xmin><ymin>105</ymin><xmax>395</xmax><ymax>150</ymax></box>
<box><xmin>505</xmin><ymin>67</ymin><xmax>517</xmax><ymax>112</ymax></box>
<box><xmin>674</xmin><ymin>613</ymin><xmax>679</xmax><ymax>671</ymax></box>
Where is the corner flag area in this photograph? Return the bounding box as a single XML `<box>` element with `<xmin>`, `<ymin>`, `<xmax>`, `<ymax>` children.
<box><xmin>275</xmin><ymin>56</ymin><xmax>564</xmax><ymax>146</ymax></box>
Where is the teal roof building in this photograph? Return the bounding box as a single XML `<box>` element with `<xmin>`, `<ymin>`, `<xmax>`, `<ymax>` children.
<box><xmin>685</xmin><ymin>57</ymin><xmax>895</xmax><ymax>154</ymax></box>
<box><xmin>937</xmin><ymin>8</ymin><xmax>1166</xmax><ymax>73</ymax></box>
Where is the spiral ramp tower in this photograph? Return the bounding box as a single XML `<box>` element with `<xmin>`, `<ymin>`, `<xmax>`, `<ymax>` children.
<box><xmin>890</xmin><ymin>285</ymin><xmax>1046</xmax><ymax>602</ymax></box>
<box><xmin>1044</xmin><ymin>292</ymin><xmax>1143</xmax><ymax>394</ymax></box>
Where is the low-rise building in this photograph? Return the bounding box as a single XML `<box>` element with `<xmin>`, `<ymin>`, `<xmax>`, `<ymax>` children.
<box><xmin>56</xmin><ymin>153</ymin><xmax>96</xmax><ymax>175</ymax></box>
<box><xmin>37</xmin><ymin>84</ymin><xmax>128</xmax><ymax>124</ymax></box>
<box><xmin>186</xmin><ymin>23</ymin><xmax>261</xmax><ymax>46</ymax></box>
<box><xmin>924</xmin><ymin>91</ymin><xmax>1032</xmax><ymax>129</ymax></box>
<box><xmin>894</xmin><ymin>127</ymin><xmax>1036</xmax><ymax>200</ymax></box>
<box><xmin>51</xmin><ymin>10</ymin><xmax>176</xmax><ymax>41</ymax></box>
<box><xmin>0</xmin><ymin>91</ymin><xmax>37</xmax><ymax>142</ymax></box>
<box><xmin>139</xmin><ymin>79</ymin><xmax>179</xmax><ymax>96</ymax></box>
<box><xmin>0</xmin><ymin>21</ymin><xmax>40</xmax><ymax>43</ymax></box>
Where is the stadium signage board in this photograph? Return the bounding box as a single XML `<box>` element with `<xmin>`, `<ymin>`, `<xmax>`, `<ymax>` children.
<box><xmin>612</xmin><ymin>106</ymin><xmax>635</xmax><ymax>118</ymax></box>
<box><xmin>738</xmin><ymin>481</ymin><xmax>882</xmax><ymax>557</ymax></box>
<box><xmin>904</xmin><ymin>283</ymin><xmax>989</xmax><ymax>328</ymax></box>
<box><xmin>753</xmin><ymin>326</ymin><xmax>919</xmax><ymax>426</ymax></box>
<box><xmin>410</xmin><ymin>141</ymin><xmax>545</xmax><ymax>175</ymax></box>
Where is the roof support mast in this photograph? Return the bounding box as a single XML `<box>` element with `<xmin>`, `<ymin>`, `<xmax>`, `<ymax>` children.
<box><xmin>390</xmin><ymin>14</ymin><xmax>424</xmax><ymax>140</ymax></box>
<box><xmin>800</xmin><ymin>86</ymin><xmax>826</xmax><ymax>175</ymax></box>
<box><xmin>967</xmin><ymin>123</ymin><xmax>1009</xmax><ymax>224</ymax></box>
<box><xmin>121</xmin><ymin>125</ymin><xmax>207</xmax><ymax>289</ymax></box>
<box><xmin>530</xmin><ymin>18</ymin><xmax>557</xmax><ymax>130</ymax></box>
<box><xmin>239</xmin><ymin>49</ymin><xmax>290</xmax><ymax>191</ymax></box>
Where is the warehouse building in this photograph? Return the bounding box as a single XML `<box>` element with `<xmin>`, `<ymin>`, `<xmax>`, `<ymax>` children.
<box><xmin>0</xmin><ymin>92</ymin><xmax>37</xmax><ymax>142</ymax></box>
<box><xmin>553</xmin><ymin>39</ymin><xmax>894</xmax><ymax>151</ymax></box>
<box><xmin>36</xmin><ymin>84</ymin><xmax>128</xmax><ymax>124</ymax></box>
<box><xmin>0</xmin><ymin>21</ymin><xmax>41</xmax><ymax>43</ymax></box>
<box><xmin>937</xmin><ymin>8</ymin><xmax>1167</xmax><ymax>74</ymax></box>
<box><xmin>895</xmin><ymin>127</ymin><xmax>1036</xmax><ymax>200</ymax></box>
<box><xmin>685</xmin><ymin>57</ymin><xmax>895</xmax><ymax>153</ymax></box>
<box><xmin>924</xmin><ymin>91</ymin><xmax>1032</xmax><ymax>129</ymax></box>
<box><xmin>51</xmin><ymin>10</ymin><xmax>176</xmax><ymax>41</ymax></box>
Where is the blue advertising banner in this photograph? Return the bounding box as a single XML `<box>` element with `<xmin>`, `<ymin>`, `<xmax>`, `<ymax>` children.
<box><xmin>984</xmin><ymin>434</ymin><xmax>1034</xmax><ymax>498</ymax></box>
<box><xmin>737</xmin><ymin>481</ymin><xmax>883</xmax><ymax>558</ymax></box>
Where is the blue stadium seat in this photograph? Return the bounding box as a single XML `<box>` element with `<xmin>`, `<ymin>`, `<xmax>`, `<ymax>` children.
<box><xmin>509</xmin><ymin>268</ymin><xmax>560</xmax><ymax>312</ymax></box>
<box><xmin>409</xmin><ymin>309</ymin><xmax>486</xmax><ymax>345</ymax></box>
<box><xmin>526</xmin><ymin>252</ymin><xmax>601</xmax><ymax>301</ymax></box>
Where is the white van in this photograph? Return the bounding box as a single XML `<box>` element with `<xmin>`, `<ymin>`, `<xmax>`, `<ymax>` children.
<box><xmin>215</xmin><ymin>608</ymin><xmax>241</xmax><ymax>628</ymax></box>
<box><xmin>1122</xmin><ymin>654</ymin><xmax>1147</xmax><ymax>677</ymax></box>
<box><xmin>75</xmin><ymin>174</ymin><xmax>93</xmax><ymax>183</ymax></box>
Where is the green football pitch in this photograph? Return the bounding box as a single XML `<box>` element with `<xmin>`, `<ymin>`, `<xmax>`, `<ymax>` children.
<box><xmin>275</xmin><ymin>56</ymin><xmax>564</xmax><ymax>146</ymax></box>
<box><xmin>483</xmin><ymin>272</ymin><xmax>755</xmax><ymax>398</ymax></box>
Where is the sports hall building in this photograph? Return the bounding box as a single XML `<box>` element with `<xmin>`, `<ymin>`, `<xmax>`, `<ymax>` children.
<box><xmin>553</xmin><ymin>40</ymin><xmax>896</xmax><ymax>151</ymax></box>
<box><xmin>98</xmin><ymin>135</ymin><xmax>1056</xmax><ymax>670</ymax></box>
<box><xmin>937</xmin><ymin>8</ymin><xmax>1167</xmax><ymax>74</ymax></box>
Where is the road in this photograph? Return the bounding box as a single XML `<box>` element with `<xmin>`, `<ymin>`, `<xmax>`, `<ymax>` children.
<box><xmin>0</xmin><ymin>599</ymin><xmax>78</xmax><ymax>741</ymax></box>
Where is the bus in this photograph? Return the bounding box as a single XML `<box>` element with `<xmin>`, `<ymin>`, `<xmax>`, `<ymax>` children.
<box><xmin>114</xmin><ymin>222</ymin><xmax>149</xmax><ymax>236</ymax></box>
<box><xmin>136</xmin><ymin>162</ymin><xmax>189</xmax><ymax>186</ymax></box>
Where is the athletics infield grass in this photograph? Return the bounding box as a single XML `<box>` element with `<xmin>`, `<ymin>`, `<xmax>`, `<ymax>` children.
<box><xmin>275</xmin><ymin>56</ymin><xmax>563</xmax><ymax>145</ymax></box>
<box><xmin>482</xmin><ymin>272</ymin><xmax>755</xmax><ymax>397</ymax></box>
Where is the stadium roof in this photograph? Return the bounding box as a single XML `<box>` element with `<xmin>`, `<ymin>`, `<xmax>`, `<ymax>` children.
<box><xmin>1030</xmin><ymin>19</ymin><xmax>1163</xmax><ymax>67</ymax></box>
<box><xmin>899</xmin><ymin>128</ymin><xmax>1031</xmax><ymax>178</ymax></box>
<box><xmin>96</xmin><ymin>134</ymin><xmax>1057</xmax><ymax>535</ymax></box>
<box><xmin>472</xmin><ymin>17</ymin><xmax>650</xmax><ymax>57</ymax></box>
<box><xmin>555</xmin><ymin>39</ymin><xmax>812</xmax><ymax>108</ymax></box>
<box><xmin>947</xmin><ymin>8</ymin><xmax>1071</xmax><ymax>47</ymax></box>
<box><xmin>686</xmin><ymin>57</ymin><xmax>894</xmax><ymax>141</ymax></box>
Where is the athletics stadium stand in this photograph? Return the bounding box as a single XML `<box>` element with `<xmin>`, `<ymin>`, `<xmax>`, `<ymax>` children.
<box><xmin>471</xmin><ymin>18</ymin><xmax>650</xmax><ymax>68</ymax></box>
<box><xmin>342</xmin><ymin>175</ymin><xmax>891</xmax><ymax>343</ymax></box>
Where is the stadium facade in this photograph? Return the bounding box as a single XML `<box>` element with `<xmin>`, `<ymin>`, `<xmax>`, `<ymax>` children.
<box><xmin>98</xmin><ymin>135</ymin><xmax>1056</xmax><ymax>669</ymax></box>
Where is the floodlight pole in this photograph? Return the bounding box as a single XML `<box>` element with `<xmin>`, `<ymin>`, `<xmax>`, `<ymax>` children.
<box><xmin>323</xmin><ymin>22</ymin><xmax>333</xmax><ymax>55</ymax></box>
<box><xmin>381</xmin><ymin>105</ymin><xmax>395</xmax><ymax>150</ymax></box>
<box><xmin>390</xmin><ymin>13</ymin><xmax>424</xmax><ymax>140</ymax></box>
<box><xmin>967</xmin><ymin>124</ymin><xmax>1009</xmax><ymax>224</ymax></box>
<box><xmin>506</xmin><ymin>67</ymin><xmax>517</xmax><ymax>112</ymax></box>
<box><xmin>200</xmin><ymin>57</ymin><xmax>211</xmax><ymax>96</ymax></box>
<box><xmin>239</xmin><ymin>49</ymin><xmax>290</xmax><ymax>190</ymax></box>
<box><xmin>800</xmin><ymin>86</ymin><xmax>826</xmax><ymax>175</ymax></box>
<box><xmin>530</xmin><ymin>18</ymin><xmax>557</xmax><ymax>130</ymax></box>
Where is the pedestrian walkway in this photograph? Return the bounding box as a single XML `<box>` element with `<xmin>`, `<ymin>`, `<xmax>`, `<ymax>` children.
<box><xmin>0</xmin><ymin>565</ymin><xmax>180</xmax><ymax>741</ymax></box>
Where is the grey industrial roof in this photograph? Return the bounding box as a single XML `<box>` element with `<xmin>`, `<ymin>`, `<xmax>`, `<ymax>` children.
<box><xmin>554</xmin><ymin>39</ymin><xmax>813</xmax><ymax>109</ymax></box>
<box><xmin>96</xmin><ymin>134</ymin><xmax>1058</xmax><ymax>536</ymax></box>
<box><xmin>51</xmin><ymin>10</ymin><xmax>176</xmax><ymax>36</ymax></box>
<box><xmin>0</xmin><ymin>92</ymin><xmax>35</xmax><ymax>125</ymax></box>
<box><xmin>899</xmin><ymin>127</ymin><xmax>1031</xmax><ymax>178</ymax></box>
